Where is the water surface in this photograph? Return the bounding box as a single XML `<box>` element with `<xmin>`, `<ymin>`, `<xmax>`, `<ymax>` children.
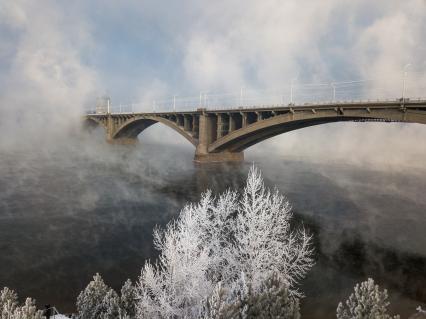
<box><xmin>0</xmin><ymin>142</ymin><xmax>425</xmax><ymax>318</ymax></box>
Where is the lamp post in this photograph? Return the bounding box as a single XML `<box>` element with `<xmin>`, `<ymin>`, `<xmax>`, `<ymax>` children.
<box><xmin>331</xmin><ymin>82</ymin><xmax>336</xmax><ymax>102</ymax></box>
<box><xmin>290</xmin><ymin>77</ymin><xmax>298</xmax><ymax>104</ymax></box>
<box><xmin>199</xmin><ymin>91</ymin><xmax>208</xmax><ymax>107</ymax></box>
<box><xmin>173</xmin><ymin>95</ymin><xmax>176</xmax><ymax>112</ymax></box>
<box><xmin>402</xmin><ymin>63</ymin><xmax>411</xmax><ymax>103</ymax></box>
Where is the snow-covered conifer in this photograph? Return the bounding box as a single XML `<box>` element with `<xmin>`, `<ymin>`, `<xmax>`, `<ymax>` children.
<box><xmin>100</xmin><ymin>289</ymin><xmax>119</xmax><ymax>319</ymax></box>
<box><xmin>0</xmin><ymin>289</ymin><xmax>42</xmax><ymax>319</ymax></box>
<box><xmin>119</xmin><ymin>279</ymin><xmax>136</xmax><ymax>318</ymax></box>
<box><xmin>336</xmin><ymin>278</ymin><xmax>400</xmax><ymax>319</ymax></box>
<box><xmin>244</xmin><ymin>273</ymin><xmax>300</xmax><ymax>319</ymax></box>
<box><xmin>11</xmin><ymin>297</ymin><xmax>42</xmax><ymax>319</ymax></box>
<box><xmin>137</xmin><ymin>166</ymin><xmax>314</xmax><ymax>318</ymax></box>
<box><xmin>203</xmin><ymin>273</ymin><xmax>300</xmax><ymax>319</ymax></box>
<box><xmin>76</xmin><ymin>273</ymin><xmax>117</xmax><ymax>319</ymax></box>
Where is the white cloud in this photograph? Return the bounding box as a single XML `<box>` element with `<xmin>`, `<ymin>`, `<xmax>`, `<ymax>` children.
<box><xmin>179</xmin><ymin>0</ymin><xmax>425</xmax><ymax>93</ymax></box>
<box><xmin>0</xmin><ymin>0</ymin><xmax>425</xmax><ymax>167</ymax></box>
<box><xmin>0</xmin><ymin>0</ymin><xmax>99</xmax><ymax>150</ymax></box>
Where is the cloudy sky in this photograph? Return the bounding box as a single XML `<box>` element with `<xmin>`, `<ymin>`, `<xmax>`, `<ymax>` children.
<box><xmin>0</xmin><ymin>0</ymin><xmax>425</xmax><ymax>165</ymax></box>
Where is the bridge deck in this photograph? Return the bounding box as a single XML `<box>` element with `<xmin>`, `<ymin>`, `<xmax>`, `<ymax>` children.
<box><xmin>84</xmin><ymin>99</ymin><xmax>426</xmax><ymax>162</ymax></box>
<box><xmin>87</xmin><ymin>99</ymin><xmax>426</xmax><ymax>117</ymax></box>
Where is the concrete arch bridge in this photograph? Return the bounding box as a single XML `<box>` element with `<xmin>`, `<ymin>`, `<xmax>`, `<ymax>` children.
<box><xmin>84</xmin><ymin>100</ymin><xmax>426</xmax><ymax>162</ymax></box>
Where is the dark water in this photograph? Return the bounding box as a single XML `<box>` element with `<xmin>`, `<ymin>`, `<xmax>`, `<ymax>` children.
<box><xmin>0</xmin><ymin>141</ymin><xmax>425</xmax><ymax>318</ymax></box>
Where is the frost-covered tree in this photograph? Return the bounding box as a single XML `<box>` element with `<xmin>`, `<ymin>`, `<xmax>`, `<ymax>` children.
<box><xmin>76</xmin><ymin>273</ymin><xmax>119</xmax><ymax>319</ymax></box>
<box><xmin>244</xmin><ymin>273</ymin><xmax>300</xmax><ymax>319</ymax></box>
<box><xmin>10</xmin><ymin>298</ymin><xmax>42</xmax><ymax>319</ymax></box>
<box><xmin>100</xmin><ymin>289</ymin><xmax>119</xmax><ymax>319</ymax></box>
<box><xmin>336</xmin><ymin>278</ymin><xmax>400</xmax><ymax>319</ymax></box>
<box><xmin>137</xmin><ymin>166</ymin><xmax>314</xmax><ymax>318</ymax></box>
<box><xmin>0</xmin><ymin>287</ymin><xmax>18</xmax><ymax>317</ymax></box>
<box><xmin>233</xmin><ymin>167</ymin><xmax>314</xmax><ymax>295</ymax></box>
<box><xmin>0</xmin><ymin>288</ymin><xmax>42</xmax><ymax>319</ymax></box>
<box><xmin>119</xmin><ymin>279</ymin><xmax>136</xmax><ymax>318</ymax></box>
<box><xmin>137</xmin><ymin>204</ymin><xmax>214</xmax><ymax>318</ymax></box>
<box><xmin>202</xmin><ymin>282</ymin><xmax>231</xmax><ymax>319</ymax></box>
<box><xmin>203</xmin><ymin>273</ymin><xmax>300</xmax><ymax>319</ymax></box>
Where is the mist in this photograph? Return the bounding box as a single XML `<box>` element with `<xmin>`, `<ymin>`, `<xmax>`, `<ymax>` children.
<box><xmin>2</xmin><ymin>0</ymin><xmax>426</xmax><ymax>168</ymax></box>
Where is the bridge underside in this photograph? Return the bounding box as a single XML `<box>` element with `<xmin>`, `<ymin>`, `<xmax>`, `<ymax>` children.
<box><xmin>210</xmin><ymin>117</ymin><xmax>359</xmax><ymax>153</ymax></box>
<box><xmin>84</xmin><ymin>101</ymin><xmax>426</xmax><ymax>162</ymax></box>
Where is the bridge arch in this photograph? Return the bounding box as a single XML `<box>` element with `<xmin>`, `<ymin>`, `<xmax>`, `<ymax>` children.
<box><xmin>84</xmin><ymin>100</ymin><xmax>426</xmax><ymax>162</ymax></box>
<box><xmin>83</xmin><ymin>117</ymin><xmax>106</xmax><ymax>131</ymax></box>
<box><xmin>113</xmin><ymin>116</ymin><xmax>198</xmax><ymax>146</ymax></box>
<box><xmin>208</xmin><ymin>109</ymin><xmax>426</xmax><ymax>153</ymax></box>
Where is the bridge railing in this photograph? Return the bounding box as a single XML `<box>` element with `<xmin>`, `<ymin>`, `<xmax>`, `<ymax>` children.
<box><xmin>86</xmin><ymin>72</ymin><xmax>426</xmax><ymax>114</ymax></box>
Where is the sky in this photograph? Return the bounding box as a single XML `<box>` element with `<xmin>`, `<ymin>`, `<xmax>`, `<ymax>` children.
<box><xmin>0</xmin><ymin>0</ymin><xmax>425</xmax><ymax>167</ymax></box>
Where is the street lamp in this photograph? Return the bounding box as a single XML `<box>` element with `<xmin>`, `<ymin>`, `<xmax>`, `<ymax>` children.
<box><xmin>290</xmin><ymin>77</ymin><xmax>298</xmax><ymax>104</ymax></box>
<box><xmin>402</xmin><ymin>63</ymin><xmax>411</xmax><ymax>102</ymax></box>
<box><xmin>173</xmin><ymin>95</ymin><xmax>177</xmax><ymax>112</ymax></box>
<box><xmin>331</xmin><ymin>82</ymin><xmax>336</xmax><ymax>102</ymax></box>
<box><xmin>199</xmin><ymin>91</ymin><xmax>208</xmax><ymax>107</ymax></box>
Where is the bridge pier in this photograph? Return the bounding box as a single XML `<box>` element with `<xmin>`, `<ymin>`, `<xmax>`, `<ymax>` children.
<box><xmin>194</xmin><ymin>151</ymin><xmax>244</xmax><ymax>163</ymax></box>
<box><xmin>194</xmin><ymin>111</ymin><xmax>244</xmax><ymax>163</ymax></box>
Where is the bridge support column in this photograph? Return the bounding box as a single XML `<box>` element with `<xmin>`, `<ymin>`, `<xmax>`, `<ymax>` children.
<box><xmin>241</xmin><ymin>112</ymin><xmax>248</xmax><ymax>127</ymax></box>
<box><xmin>184</xmin><ymin>115</ymin><xmax>192</xmax><ymax>131</ymax></box>
<box><xmin>217</xmin><ymin>114</ymin><xmax>225</xmax><ymax>138</ymax></box>
<box><xmin>194</xmin><ymin>112</ymin><xmax>243</xmax><ymax>163</ymax></box>
<box><xmin>106</xmin><ymin>115</ymin><xmax>115</xmax><ymax>140</ymax></box>
<box><xmin>229</xmin><ymin>113</ymin><xmax>236</xmax><ymax>132</ymax></box>
<box><xmin>194</xmin><ymin>151</ymin><xmax>244</xmax><ymax>163</ymax></box>
<box><xmin>106</xmin><ymin>115</ymin><xmax>138</xmax><ymax>145</ymax></box>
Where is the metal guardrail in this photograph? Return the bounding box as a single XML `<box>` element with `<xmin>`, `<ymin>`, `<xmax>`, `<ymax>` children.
<box><xmin>86</xmin><ymin>97</ymin><xmax>426</xmax><ymax>115</ymax></box>
<box><xmin>86</xmin><ymin>74</ymin><xmax>426</xmax><ymax>115</ymax></box>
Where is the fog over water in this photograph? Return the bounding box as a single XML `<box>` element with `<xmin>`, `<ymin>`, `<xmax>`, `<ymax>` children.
<box><xmin>0</xmin><ymin>124</ymin><xmax>425</xmax><ymax>318</ymax></box>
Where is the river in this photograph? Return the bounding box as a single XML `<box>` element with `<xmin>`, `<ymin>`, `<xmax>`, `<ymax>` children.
<box><xmin>0</xmin><ymin>138</ymin><xmax>425</xmax><ymax>318</ymax></box>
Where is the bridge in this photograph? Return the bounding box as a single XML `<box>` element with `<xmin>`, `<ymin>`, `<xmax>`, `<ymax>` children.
<box><xmin>85</xmin><ymin>99</ymin><xmax>426</xmax><ymax>162</ymax></box>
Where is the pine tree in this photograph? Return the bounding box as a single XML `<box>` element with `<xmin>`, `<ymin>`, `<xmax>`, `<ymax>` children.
<box><xmin>10</xmin><ymin>297</ymin><xmax>42</xmax><ymax>319</ymax></box>
<box><xmin>203</xmin><ymin>273</ymin><xmax>300</xmax><ymax>319</ymax></box>
<box><xmin>336</xmin><ymin>278</ymin><xmax>400</xmax><ymax>319</ymax></box>
<box><xmin>76</xmin><ymin>273</ymin><xmax>117</xmax><ymax>319</ymax></box>
<box><xmin>119</xmin><ymin>279</ymin><xmax>136</xmax><ymax>319</ymax></box>
<box><xmin>245</xmin><ymin>273</ymin><xmax>300</xmax><ymax>319</ymax></box>
<box><xmin>100</xmin><ymin>289</ymin><xmax>119</xmax><ymax>319</ymax></box>
<box><xmin>0</xmin><ymin>288</ymin><xmax>42</xmax><ymax>319</ymax></box>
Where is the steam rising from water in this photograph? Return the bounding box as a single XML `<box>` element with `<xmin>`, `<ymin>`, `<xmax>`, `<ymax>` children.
<box><xmin>0</xmin><ymin>143</ymin><xmax>425</xmax><ymax>318</ymax></box>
